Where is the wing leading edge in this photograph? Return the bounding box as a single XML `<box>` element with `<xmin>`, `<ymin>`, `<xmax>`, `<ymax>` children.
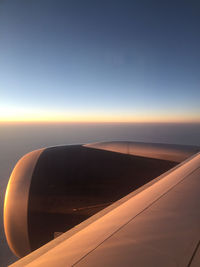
<box><xmin>11</xmin><ymin>152</ymin><xmax>200</xmax><ymax>267</ymax></box>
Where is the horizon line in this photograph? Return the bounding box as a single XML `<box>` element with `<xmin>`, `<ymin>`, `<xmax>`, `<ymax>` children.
<box><xmin>0</xmin><ymin>120</ymin><xmax>200</xmax><ymax>124</ymax></box>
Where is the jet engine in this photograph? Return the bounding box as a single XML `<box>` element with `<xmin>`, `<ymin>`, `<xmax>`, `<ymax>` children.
<box><xmin>5</xmin><ymin>142</ymin><xmax>192</xmax><ymax>258</ymax></box>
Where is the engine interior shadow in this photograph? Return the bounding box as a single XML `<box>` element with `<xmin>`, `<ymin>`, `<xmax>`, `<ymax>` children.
<box><xmin>28</xmin><ymin>145</ymin><xmax>177</xmax><ymax>251</ymax></box>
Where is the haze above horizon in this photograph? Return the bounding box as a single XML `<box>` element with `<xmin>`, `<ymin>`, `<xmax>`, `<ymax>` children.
<box><xmin>0</xmin><ymin>0</ymin><xmax>200</xmax><ymax>123</ymax></box>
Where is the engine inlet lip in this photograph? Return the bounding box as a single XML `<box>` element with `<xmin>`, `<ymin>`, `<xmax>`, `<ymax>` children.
<box><xmin>3</xmin><ymin>149</ymin><xmax>44</xmax><ymax>258</ymax></box>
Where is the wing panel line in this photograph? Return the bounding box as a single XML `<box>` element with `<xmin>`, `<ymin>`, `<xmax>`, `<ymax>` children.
<box><xmin>187</xmin><ymin>240</ymin><xmax>200</xmax><ymax>267</ymax></box>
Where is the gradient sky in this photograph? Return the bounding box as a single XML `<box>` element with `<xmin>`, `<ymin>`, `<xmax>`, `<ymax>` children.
<box><xmin>0</xmin><ymin>0</ymin><xmax>200</xmax><ymax>122</ymax></box>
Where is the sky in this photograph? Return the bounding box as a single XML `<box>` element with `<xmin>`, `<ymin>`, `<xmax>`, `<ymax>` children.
<box><xmin>0</xmin><ymin>0</ymin><xmax>200</xmax><ymax>123</ymax></box>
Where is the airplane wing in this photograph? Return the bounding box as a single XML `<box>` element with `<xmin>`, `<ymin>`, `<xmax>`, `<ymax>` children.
<box><xmin>4</xmin><ymin>142</ymin><xmax>200</xmax><ymax>266</ymax></box>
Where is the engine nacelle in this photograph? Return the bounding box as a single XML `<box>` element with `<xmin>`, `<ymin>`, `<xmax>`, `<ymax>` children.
<box><xmin>4</xmin><ymin>144</ymin><xmax>178</xmax><ymax>258</ymax></box>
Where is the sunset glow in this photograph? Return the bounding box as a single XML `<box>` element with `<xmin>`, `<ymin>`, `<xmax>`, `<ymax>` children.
<box><xmin>0</xmin><ymin>112</ymin><xmax>199</xmax><ymax>124</ymax></box>
<box><xmin>0</xmin><ymin>1</ymin><xmax>199</xmax><ymax>124</ymax></box>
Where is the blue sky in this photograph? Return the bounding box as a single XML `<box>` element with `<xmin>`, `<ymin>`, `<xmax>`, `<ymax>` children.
<box><xmin>0</xmin><ymin>0</ymin><xmax>200</xmax><ymax>122</ymax></box>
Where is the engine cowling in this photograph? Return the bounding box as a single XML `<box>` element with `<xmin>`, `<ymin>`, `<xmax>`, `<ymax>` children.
<box><xmin>4</xmin><ymin>144</ymin><xmax>177</xmax><ymax>258</ymax></box>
